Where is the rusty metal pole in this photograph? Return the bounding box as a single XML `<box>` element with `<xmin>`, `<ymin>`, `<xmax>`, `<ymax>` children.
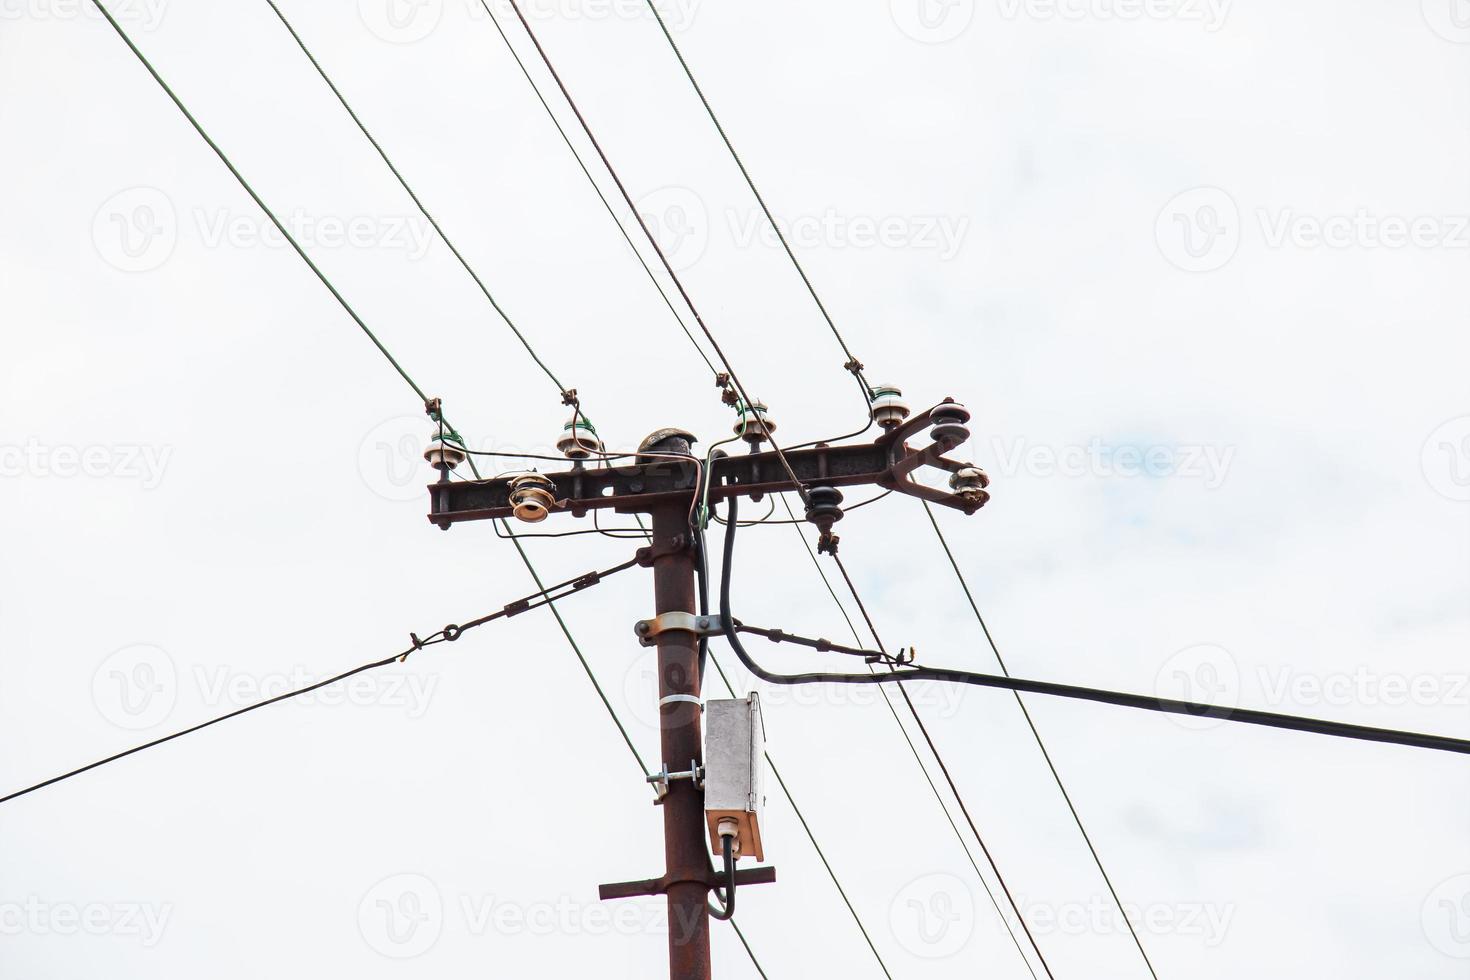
<box><xmin>650</xmin><ymin>499</ymin><xmax>711</xmax><ymax>980</ymax></box>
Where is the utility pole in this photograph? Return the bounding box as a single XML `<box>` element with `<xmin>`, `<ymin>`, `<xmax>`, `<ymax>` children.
<box><xmin>649</xmin><ymin>496</ymin><xmax>712</xmax><ymax>977</ymax></box>
<box><xmin>425</xmin><ymin>394</ymin><xmax>988</xmax><ymax>980</ymax></box>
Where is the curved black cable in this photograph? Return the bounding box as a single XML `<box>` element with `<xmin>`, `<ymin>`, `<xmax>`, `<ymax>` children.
<box><xmin>718</xmin><ymin>497</ymin><xmax>1470</xmax><ymax>757</ymax></box>
<box><xmin>708</xmin><ymin>834</ymin><xmax>737</xmax><ymax>920</ymax></box>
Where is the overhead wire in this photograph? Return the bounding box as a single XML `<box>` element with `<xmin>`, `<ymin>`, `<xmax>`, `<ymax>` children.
<box><xmin>766</xmin><ymin>496</ymin><xmax>1043</xmax><ymax>980</ymax></box>
<box><xmin>831</xmin><ymin>550</ymin><xmax>1057</xmax><ymax>979</ymax></box>
<box><xmin>498</xmin><ymin>0</ymin><xmax>813</xmax><ymax>504</ymax></box>
<box><xmin>85</xmin><ymin>0</ymin><xmax>428</xmax><ymax>403</ymax></box>
<box><xmin>692</xmin><ymin>508</ymin><xmax>896</xmax><ymax>980</ymax></box>
<box><xmin>717</xmin><ymin>499</ymin><xmax>1470</xmax><ymax>756</ymax></box>
<box><xmin>257</xmin><ymin>6</ymin><xmax>766</xmax><ymax>967</ymax></box>
<box><xmin>0</xmin><ymin>552</ymin><xmax>640</xmax><ymax>805</ymax></box>
<box><xmin>921</xmin><ymin>499</ymin><xmax>1164</xmax><ymax>979</ymax></box>
<box><xmin>80</xmin><ymin>0</ymin><xmax>649</xmax><ymax>839</ymax></box>
<box><xmin>626</xmin><ymin>4</ymin><xmax>1167</xmax><ymax>971</ymax></box>
<box><xmin>637</xmin><ymin>0</ymin><xmax>873</xmax><ymax>402</ymax></box>
<box><xmin>471</xmin><ymin>0</ymin><xmax>719</xmax><ymax>378</ymax></box>
<box><xmin>264</xmin><ymin>0</ymin><xmax>570</xmax><ymax>396</ymax></box>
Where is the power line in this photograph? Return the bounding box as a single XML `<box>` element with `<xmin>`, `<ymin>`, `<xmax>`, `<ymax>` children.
<box><xmin>771</xmin><ymin>497</ymin><xmax>1042</xmax><ymax>979</ymax></box>
<box><xmin>263</xmin><ymin>0</ymin><xmax>570</xmax><ymax>398</ymax></box>
<box><xmin>500</xmin><ymin>0</ymin><xmax>813</xmax><ymax>503</ymax></box>
<box><xmin>638</xmin><ymin>0</ymin><xmax>869</xmax><ymax>392</ymax></box>
<box><xmin>472</xmin><ymin>0</ymin><xmax>719</xmax><ymax>378</ymax></box>
<box><xmin>104</xmin><ymin>6</ymin><xmax>767</xmax><ymax>970</ymax></box>
<box><xmin>675</xmin><ymin>509</ymin><xmax>894</xmax><ymax>978</ymax></box>
<box><xmin>701</xmin><ymin>640</ymin><xmax>896</xmax><ymax>980</ymax></box>
<box><xmin>0</xmin><ymin>553</ymin><xmax>638</xmax><ymax>806</ymax></box>
<box><xmin>625</xmin><ymin>5</ymin><xmax>1166</xmax><ymax>969</ymax></box>
<box><xmin>85</xmin><ymin>0</ymin><xmax>428</xmax><ymax>403</ymax></box>
<box><xmin>831</xmin><ymin>550</ymin><xmax>1057</xmax><ymax>979</ymax></box>
<box><xmin>717</xmin><ymin>496</ymin><xmax>1470</xmax><ymax>751</ymax></box>
<box><xmin>922</xmin><ymin>500</ymin><xmax>1163</xmax><ymax>979</ymax></box>
<box><xmin>2</xmin><ymin>653</ymin><xmax>399</xmax><ymax>806</ymax></box>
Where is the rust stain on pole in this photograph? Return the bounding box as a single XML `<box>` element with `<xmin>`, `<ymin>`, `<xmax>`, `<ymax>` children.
<box><xmin>651</xmin><ymin>502</ymin><xmax>711</xmax><ymax>980</ymax></box>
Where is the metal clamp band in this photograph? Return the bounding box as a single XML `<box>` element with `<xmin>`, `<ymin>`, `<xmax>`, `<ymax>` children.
<box><xmin>633</xmin><ymin>612</ymin><xmax>726</xmax><ymax>647</ymax></box>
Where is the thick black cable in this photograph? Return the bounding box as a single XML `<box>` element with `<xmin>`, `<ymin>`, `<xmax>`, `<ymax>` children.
<box><xmin>923</xmin><ymin>502</ymin><xmax>1163</xmax><ymax>980</ymax></box>
<box><xmin>694</xmin><ymin>517</ymin><xmax>895</xmax><ymax>978</ymax></box>
<box><xmin>701</xmin><ymin>661</ymin><xmax>896</xmax><ymax>979</ymax></box>
<box><xmin>500</xmin><ymin>0</ymin><xmax>811</xmax><ymax>505</ymax></box>
<box><xmin>708</xmin><ymin>835</ymin><xmax>737</xmax><ymax>920</ymax></box>
<box><xmin>717</xmin><ymin>497</ymin><xmax>1470</xmax><ymax>755</ymax></box>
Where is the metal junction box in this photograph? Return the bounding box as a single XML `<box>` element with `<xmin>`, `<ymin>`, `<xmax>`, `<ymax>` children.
<box><xmin>703</xmin><ymin>694</ymin><xmax>765</xmax><ymax>862</ymax></box>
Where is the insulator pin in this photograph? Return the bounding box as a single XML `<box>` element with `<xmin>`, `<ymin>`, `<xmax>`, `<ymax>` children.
<box><xmin>869</xmin><ymin>384</ymin><xmax>911</xmax><ymax>430</ymax></box>
<box><xmin>557</xmin><ymin>414</ymin><xmax>603</xmax><ymax>460</ymax></box>
<box><xmin>424</xmin><ymin>434</ymin><xmax>466</xmax><ymax>472</ymax></box>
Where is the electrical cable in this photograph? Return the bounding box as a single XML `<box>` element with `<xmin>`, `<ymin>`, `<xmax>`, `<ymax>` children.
<box><xmin>691</xmin><ymin>513</ymin><xmax>895</xmax><ymax>977</ymax></box>
<box><xmin>0</xmin><ymin>551</ymin><xmax>638</xmax><ymax>806</ymax></box>
<box><xmin>85</xmin><ymin>0</ymin><xmax>431</xmax><ymax>403</ymax></box>
<box><xmin>76</xmin><ymin>22</ymin><xmax>769</xmax><ymax>977</ymax></box>
<box><xmin>831</xmin><ymin>551</ymin><xmax>1057</xmax><ymax>979</ymax></box>
<box><xmin>81</xmin><ymin>0</ymin><xmax>669</xmax><ymax>841</ymax></box>
<box><xmin>708</xmin><ymin>834</ymin><xmax>738</xmax><ymax>920</ymax></box>
<box><xmin>717</xmin><ymin>496</ymin><xmax>1470</xmax><ymax>755</ymax></box>
<box><xmin>711</xmin><ymin>490</ymin><xmax>893</xmax><ymax>527</ymax></box>
<box><xmin>264</xmin><ymin>0</ymin><xmax>570</xmax><ymax>398</ymax></box>
<box><xmin>638</xmin><ymin>0</ymin><xmax>877</xmax><ymax>429</ymax></box>
<box><xmin>472</xmin><ymin>0</ymin><xmax>720</xmax><ymax>378</ymax></box>
<box><xmin>922</xmin><ymin>501</ymin><xmax>1164</xmax><ymax>979</ymax></box>
<box><xmin>622</xmin><ymin>3</ymin><xmax>1163</xmax><ymax>956</ymax></box>
<box><xmin>639</xmin><ymin>0</ymin><xmax>864</xmax><ymax>375</ymax></box>
<box><xmin>765</xmin><ymin>495</ymin><xmax>1042</xmax><ymax>979</ymax></box>
<box><xmin>500</xmin><ymin>0</ymin><xmax>813</xmax><ymax>506</ymax></box>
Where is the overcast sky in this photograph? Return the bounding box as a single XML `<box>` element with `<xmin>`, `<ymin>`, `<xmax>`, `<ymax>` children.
<box><xmin>2</xmin><ymin>0</ymin><xmax>1469</xmax><ymax>977</ymax></box>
